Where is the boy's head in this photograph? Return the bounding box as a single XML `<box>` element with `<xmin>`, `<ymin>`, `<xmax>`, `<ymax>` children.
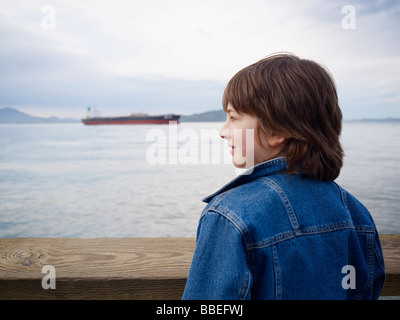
<box><xmin>222</xmin><ymin>52</ymin><xmax>344</xmax><ymax>181</ymax></box>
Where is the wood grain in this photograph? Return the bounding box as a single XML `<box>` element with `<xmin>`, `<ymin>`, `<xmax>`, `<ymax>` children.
<box><xmin>380</xmin><ymin>234</ymin><xmax>400</xmax><ymax>296</ymax></box>
<box><xmin>0</xmin><ymin>238</ymin><xmax>195</xmax><ymax>299</ymax></box>
<box><xmin>0</xmin><ymin>235</ymin><xmax>398</xmax><ymax>299</ymax></box>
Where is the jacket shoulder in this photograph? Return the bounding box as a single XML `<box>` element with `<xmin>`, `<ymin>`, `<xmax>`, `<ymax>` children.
<box><xmin>334</xmin><ymin>184</ymin><xmax>377</xmax><ymax>230</ymax></box>
<box><xmin>202</xmin><ymin>177</ymin><xmax>296</xmax><ymax>246</ymax></box>
<box><xmin>202</xmin><ymin>174</ymin><xmax>377</xmax><ymax>248</ymax></box>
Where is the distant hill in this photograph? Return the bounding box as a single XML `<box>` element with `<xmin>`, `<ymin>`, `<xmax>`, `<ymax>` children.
<box><xmin>0</xmin><ymin>107</ymin><xmax>78</xmax><ymax>124</ymax></box>
<box><xmin>0</xmin><ymin>107</ymin><xmax>226</xmax><ymax>124</ymax></box>
<box><xmin>180</xmin><ymin>109</ymin><xmax>225</xmax><ymax>122</ymax></box>
<box><xmin>1</xmin><ymin>107</ymin><xmax>398</xmax><ymax>124</ymax></box>
<box><xmin>181</xmin><ymin>110</ymin><xmax>400</xmax><ymax>122</ymax></box>
<box><xmin>354</xmin><ymin>117</ymin><xmax>400</xmax><ymax>122</ymax></box>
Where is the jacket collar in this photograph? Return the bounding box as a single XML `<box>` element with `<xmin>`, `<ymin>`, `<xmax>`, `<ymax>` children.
<box><xmin>202</xmin><ymin>157</ymin><xmax>288</xmax><ymax>203</ymax></box>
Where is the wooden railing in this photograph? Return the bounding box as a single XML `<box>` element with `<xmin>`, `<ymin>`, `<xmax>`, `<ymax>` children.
<box><xmin>0</xmin><ymin>235</ymin><xmax>399</xmax><ymax>299</ymax></box>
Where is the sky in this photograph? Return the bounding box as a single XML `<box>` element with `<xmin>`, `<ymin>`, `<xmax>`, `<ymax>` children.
<box><xmin>0</xmin><ymin>0</ymin><xmax>399</xmax><ymax>119</ymax></box>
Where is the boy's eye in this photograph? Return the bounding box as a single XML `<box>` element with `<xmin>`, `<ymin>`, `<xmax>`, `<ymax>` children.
<box><xmin>228</xmin><ymin>114</ymin><xmax>237</xmax><ymax>122</ymax></box>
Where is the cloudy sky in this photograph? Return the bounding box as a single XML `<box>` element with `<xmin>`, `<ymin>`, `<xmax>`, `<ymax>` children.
<box><xmin>0</xmin><ymin>0</ymin><xmax>399</xmax><ymax>119</ymax></box>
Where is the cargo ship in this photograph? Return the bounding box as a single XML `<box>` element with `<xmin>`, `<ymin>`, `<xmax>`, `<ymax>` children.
<box><xmin>82</xmin><ymin>113</ymin><xmax>180</xmax><ymax>125</ymax></box>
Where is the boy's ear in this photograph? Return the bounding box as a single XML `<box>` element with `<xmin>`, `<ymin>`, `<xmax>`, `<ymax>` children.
<box><xmin>268</xmin><ymin>134</ymin><xmax>286</xmax><ymax>147</ymax></box>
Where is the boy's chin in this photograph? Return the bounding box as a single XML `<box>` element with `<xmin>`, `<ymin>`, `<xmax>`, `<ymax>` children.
<box><xmin>232</xmin><ymin>158</ymin><xmax>254</xmax><ymax>169</ymax></box>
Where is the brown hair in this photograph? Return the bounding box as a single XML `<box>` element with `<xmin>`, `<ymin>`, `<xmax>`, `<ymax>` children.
<box><xmin>223</xmin><ymin>52</ymin><xmax>344</xmax><ymax>181</ymax></box>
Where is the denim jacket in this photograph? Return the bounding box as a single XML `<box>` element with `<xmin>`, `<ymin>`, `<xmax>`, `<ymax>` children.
<box><xmin>182</xmin><ymin>158</ymin><xmax>385</xmax><ymax>300</ymax></box>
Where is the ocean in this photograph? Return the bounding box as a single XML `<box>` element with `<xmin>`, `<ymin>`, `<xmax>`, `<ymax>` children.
<box><xmin>0</xmin><ymin>121</ymin><xmax>399</xmax><ymax>238</ymax></box>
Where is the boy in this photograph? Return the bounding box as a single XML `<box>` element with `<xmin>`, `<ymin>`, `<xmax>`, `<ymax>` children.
<box><xmin>182</xmin><ymin>53</ymin><xmax>385</xmax><ymax>299</ymax></box>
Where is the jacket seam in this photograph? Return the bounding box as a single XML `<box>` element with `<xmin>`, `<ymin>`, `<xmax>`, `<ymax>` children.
<box><xmin>200</xmin><ymin>209</ymin><xmax>252</xmax><ymax>300</ymax></box>
<box><xmin>334</xmin><ymin>182</ymin><xmax>351</xmax><ymax>215</ymax></box>
<box><xmin>203</xmin><ymin>189</ymin><xmax>376</xmax><ymax>252</ymax></box>
<box><xmin>272</xmin><ymin>245</ymin><xmax>282</xmax><ymax>300</ymax></box>
<box><xmin>246</xmin><ymin>224</ymin><xmax>375</xmax><ymax>250</ymax></box>
<box><xmin>206</xmin><ymin>208</ymin><xmax>251</xmax><ymax>246</ymax></box>
<box><xmin>238</xmin><ymin>266</ymin><xmax>251</xmax><ymax>300</ymax></box>
<box><xmin>262</xmin><ymin>177</ymin><xmax>301</xmax><ymax>232</ymax></box>
<box><xmin>205</xmin><ymin>194</ymin><xmax>375</xmax><ymax>251</ymax></box>
<box><xmin>201</xmin><ymin>188</ymin><xmax>236</xmax><ymax>219</ymax></box>
<box><xmin>355</xmin><ymin>233</ymin><xmax>374</xmax><ymax>299</ymax></box>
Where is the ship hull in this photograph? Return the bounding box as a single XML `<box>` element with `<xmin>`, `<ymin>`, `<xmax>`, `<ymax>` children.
<box><xmin>82</xmin><ymin>115</ymin><xmax>180</xmax><ymax>125</ymax></box>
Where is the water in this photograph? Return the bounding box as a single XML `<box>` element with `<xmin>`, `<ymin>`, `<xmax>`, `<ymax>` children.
<box><xmin>0</xmin><ymin>121</ymin><xmax>399</xmax><ymax>238</ymax></box>
<box><xmin>335</xmin><ymin>121</ymin><xmax>400</xmax><ymax>234</ymax></box>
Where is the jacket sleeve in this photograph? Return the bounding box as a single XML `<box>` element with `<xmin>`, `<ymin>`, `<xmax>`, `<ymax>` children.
<box><xmin>182</xmin><ymin>211</ymin><xmax>252</xmax><ymax>300</ymax></box>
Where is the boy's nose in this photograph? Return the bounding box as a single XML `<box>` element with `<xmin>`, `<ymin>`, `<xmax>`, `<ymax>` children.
<box><xmin>219</xmin><ymin>123</ymin><xmax>230</xmax><ymax>140</ymax></box>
